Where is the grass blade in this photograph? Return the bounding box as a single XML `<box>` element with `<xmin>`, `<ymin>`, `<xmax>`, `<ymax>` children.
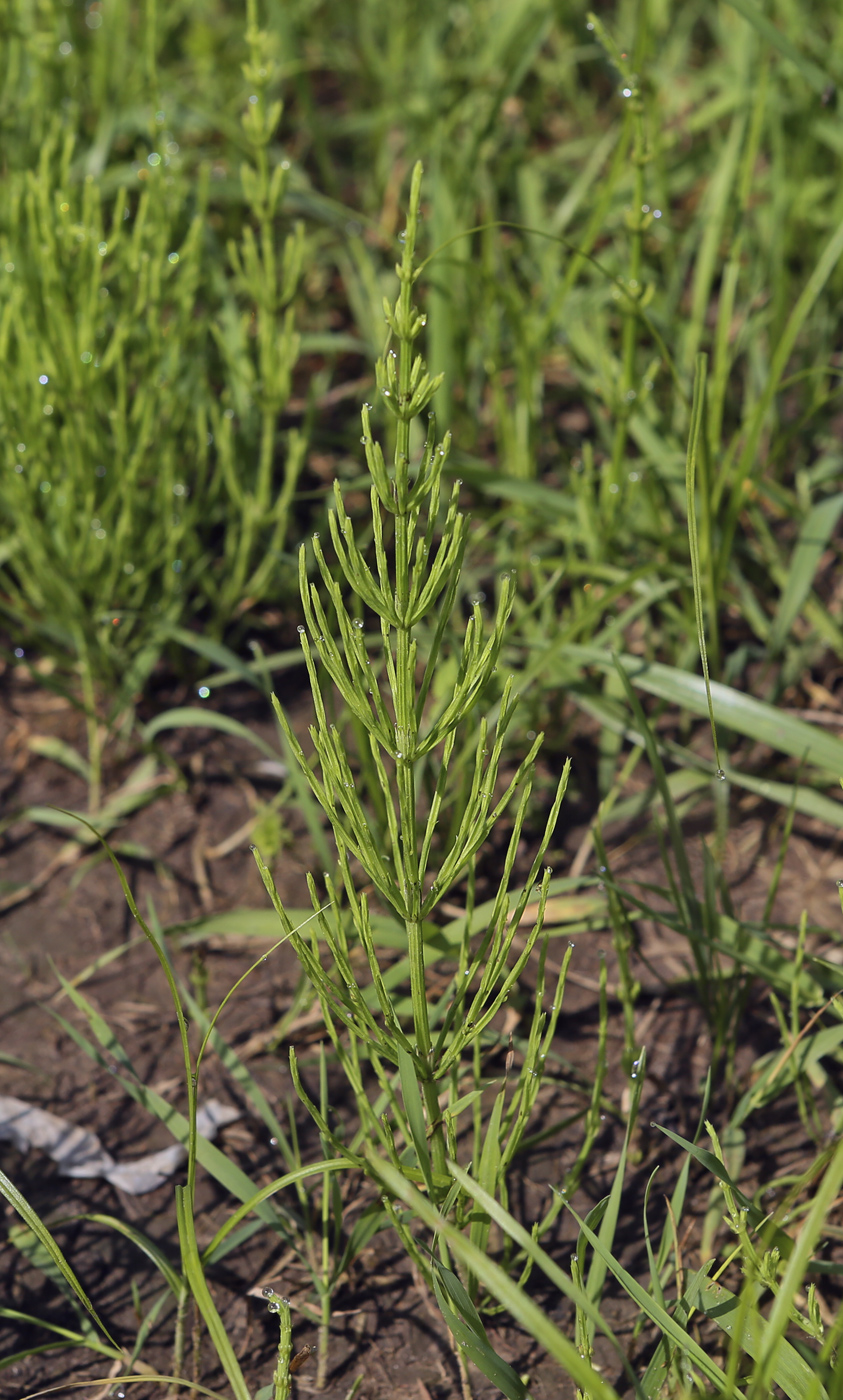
<box><xmin>768</xmin><ymin>492</ymin><xmax>843</xmax><ymax>654</ymax></box>
<box><xmin>684</xmin><ymin>1271</ymin><xmax>828</xmax><ymax>1400</ymax></box>
<box><xmin>0</xmin><ymin>1168</ymin><xmax>118</xmax><ymax>1349</ymax></box>
<box><xmin>564</xmin><ymin>646</ymin><xmax>843</xmax><ymax>777</ymax></box>
<box><xmin>142</xmin><ymin>707</ymin><xmax>283</xmax><ymax>763</ymax></box>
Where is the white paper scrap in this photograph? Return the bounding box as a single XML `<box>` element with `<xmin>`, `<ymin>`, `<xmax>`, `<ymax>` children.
<box><xmin>0</xmin><ymin>1095</ymin><xmax>240</xmax><ymax>1194</ymax></box>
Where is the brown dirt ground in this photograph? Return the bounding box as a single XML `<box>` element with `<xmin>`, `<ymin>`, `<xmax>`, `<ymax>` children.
<box><xmin>2</xmin><ymin>661</ymin><xmax>843</xmax><ymax>1400</ymax></box>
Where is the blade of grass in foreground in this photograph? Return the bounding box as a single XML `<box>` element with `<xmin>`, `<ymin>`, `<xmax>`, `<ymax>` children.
<box><xmin>684</xmin><ymin>1271</ymin><xmax>828</xmax><ymax>1400</ymax></box>
<box><xmin>569</xmin><ymin>684</ymin><xmax>843</xmax><ymax>829</ymax></box>
<box><xmin>368</xmin><ymin>1151</ymin><xmax>627</xmax><ymax>1400</ymax></box>
<box><xmin>767</xmin><ymin>491</ymin><xmax>843</xmax><ymax>655</ymax></box>
<box><xmin>0</xmin><ymin>1169</ymin><xmax>118</xmax><ymax>1350</ymax></box>
<box><xmin>750</xmin><ymin>1133</ymin><xmax>843</xmax><ymax>1400</ymax></box>
<box><xmin>175</xmin><ymin>1183</ymin><xmax>251</xmax><ymax>1400</ymax></box>
<box><xmin>559</xmin><ymin>646</ymin><xmax>843</xmax><ymax>777</ymax></box>
<box><xmin>48</xmin><ymin>992</ymin><xmax>299</xmax><ymax>1240</ymax></box>
<box><xmin>564</xmin><ymin>1201</ymin><xmax>741</xmax><ymax>1397</ymax></box>
<box><xmin>430</xmin><ymin>1256</ymin><xmax>527</xmax><ymax>1400</ymax></box>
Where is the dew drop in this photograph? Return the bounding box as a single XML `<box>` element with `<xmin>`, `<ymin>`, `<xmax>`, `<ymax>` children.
<box><xmin>297</xmin><ymin>624</ymin><xmax>305</xmax><ymax>633</ymax></box>
<box><xmin>262</xmin><ymin>1285</ymin><xmax>275</xmax><ymax>1298</ymax></box>
<box><xmin>267</xmin><ymin>1299</ymin><xmax>280</xmax><ymax>1313</ymax></box>
<box><xmin>269</xmin><ymin>1137</ymin><xmax>278</xmax><ymax>1146</ymax></box>
<box><xmin>717</xmin><ymin>768</ymin><xmax>726</xmax><ymax>781</ymax></box>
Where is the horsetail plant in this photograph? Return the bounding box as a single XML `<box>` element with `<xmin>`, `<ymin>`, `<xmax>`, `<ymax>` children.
<box><xmin>254</xmin><ymin>163</ymin><xmax>571</xmax><ymax>1269</ymax></box>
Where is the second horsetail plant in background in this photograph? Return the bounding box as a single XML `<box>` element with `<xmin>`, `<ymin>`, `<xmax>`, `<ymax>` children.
<box><xmin>0</xmin><ymin>8</ymin><xmax>308</xmax><ymax>720</ymax></box>
<box><xmin>253</xmin><ymin>163</ymin><xmax>571</xmax><ymax>1304</ymax></box>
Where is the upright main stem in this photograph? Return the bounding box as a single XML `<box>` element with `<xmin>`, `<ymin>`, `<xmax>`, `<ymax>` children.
<box><xmin>391</xmin><ymin>199</ymin><xmax>447</xmax><ymax>1181</ymax></box>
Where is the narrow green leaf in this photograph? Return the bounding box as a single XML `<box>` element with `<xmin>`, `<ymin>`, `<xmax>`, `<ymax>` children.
<box><xmin>397</xmin><ymin>1045</ymin><xmax>433</xmax><ymax>1193</ymax></box>
<box><xmin>49</xmin><ymin>1001</ymin><xmax>298</xmax><ymax>1242</ymax></box>
<box><xmin>685</xmin><ymin>1272</ymin><xmax>828</xmax><ymax>1400</ymax></box>
<box><xmin>563</xmin><ymin>646</ymin><xmax>843</xmax><ymax>777</ymax></box>
<box><xmin>469</xmin><ymin>1083</ymin><xmax>505</xmax><ymax>1257</ymax></box>
<box><xmin>175</xmin><ymin>1185</ymin><xmax>251</xmax><ymax>1400</ymax></box>
<box><xmin>160</xmin><ymin>624</ymin><xmax>268</xmax><ymax>692</ymax></box>
<box><xmin>78</xmin><ymin>1214</ymin><xmax>182</xmax><ymax>1297</ymax></box>
<box><xmin>755</xmin><ymin>1134</ymin><xmax>843</xmax><ymax>1394</ymax></box>
<box><xmin>653</xmin><ymin>1123</ymin><xmax>801</xmax><ymax>1258</ymax></box>
<box><xmin>566</xmin><ymin>1204</ymin><xmax>741</xmax><ymax>1395</ymax></box>
<box><xmin>0</xmin><ymin>1168</ymin><xmax>118</xmax><ymax>1349</ymax></box>
<box><xmin>723</xmin><ymin>0</ymin><xmax>832</xmax><ymax>95</ymax></box>
<box><xmin>585</xmin><ymin>1055</ymin><xmax>645</xmax><ymax>1342</ymax></box>
<box><xmin>27</xmin><ymin>734</ymin><xmax>92</xmax><ymax>782</ymax></box>
<box><xmin>367</xmin><ymin>1151</ymin><xmax>623</xmax><ymax>1400</ymax></box>
<box><xmin>431</xmin><ymin>1267</ymin><xmax>527</xmax><ymax>1400</ymax></box>
<box><xmin>768</xmin><ymin>493</ymin><xmax>843</xmax><ymax>654</ymax></box>
<box><xmin>142</xmin><ymin>706</ymin><xmax>282</xmax><ymax>762</ymax></box>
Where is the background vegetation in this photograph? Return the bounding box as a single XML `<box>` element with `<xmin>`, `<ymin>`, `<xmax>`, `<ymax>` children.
<box><xmin>3</xmin><ymin>1</ymin><xmax>843</xmax><ymax>1397</ymax></box>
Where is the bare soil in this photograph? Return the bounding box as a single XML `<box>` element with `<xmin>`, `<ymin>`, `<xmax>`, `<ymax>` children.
<box><xmin>2</xmin><ymin>660</ymin><xmax>843</xmax><ymax>1400</ymax></box>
